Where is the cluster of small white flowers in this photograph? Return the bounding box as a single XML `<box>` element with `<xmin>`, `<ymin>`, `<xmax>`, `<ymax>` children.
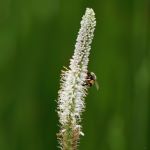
<box><xmin>57</xmin><ymin>8</ymin><xmax>96</xmax><ymax>138</ymax></box>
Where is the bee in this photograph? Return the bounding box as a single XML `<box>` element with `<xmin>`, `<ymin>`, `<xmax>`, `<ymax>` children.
<box><xmin>62</xmin><ymin>66</ymin><xmax>99</xmax><ymax>90</ymax></box>
<box><xmin>84</xmin><ymin>72</ymin><xmax>99</xmax><ymax>90</ymax></box>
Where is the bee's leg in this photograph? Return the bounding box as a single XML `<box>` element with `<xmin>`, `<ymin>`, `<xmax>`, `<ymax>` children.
<box><xmin>89</xmin><ymin>83</ymin><xmax>93</xmax><ymax>87</ymax></box>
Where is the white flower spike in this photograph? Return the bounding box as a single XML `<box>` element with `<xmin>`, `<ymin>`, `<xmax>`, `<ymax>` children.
<box><xmin>57</xmin><ymin>8</ymin><xmax>96</xmax><ymax>150</ymax></box>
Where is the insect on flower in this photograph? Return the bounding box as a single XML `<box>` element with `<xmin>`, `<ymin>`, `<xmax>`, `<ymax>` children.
<box><xmin>84</xmin><ymin>72</ymin><xmax>99</xmax><ymax>90</ymax></box>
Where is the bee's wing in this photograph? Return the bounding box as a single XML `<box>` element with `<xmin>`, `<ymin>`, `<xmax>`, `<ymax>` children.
<box><xmin>95</xmin><ymin>80</ymin><xmax>99</xmax><ymax>90</ymax></box>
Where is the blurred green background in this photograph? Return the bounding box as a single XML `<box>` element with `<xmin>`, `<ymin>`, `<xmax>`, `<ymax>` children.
<box><xmin>0</xmin><ymin>0</ymin><xmax>150</xmax><ymax>150</ymax></box>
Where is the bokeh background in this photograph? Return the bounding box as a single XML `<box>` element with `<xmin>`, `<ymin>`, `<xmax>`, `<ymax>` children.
<box><xmin>0</xmin><ymin>0</ymin><xmax>150</xmax><ymax>150</ymax></box>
